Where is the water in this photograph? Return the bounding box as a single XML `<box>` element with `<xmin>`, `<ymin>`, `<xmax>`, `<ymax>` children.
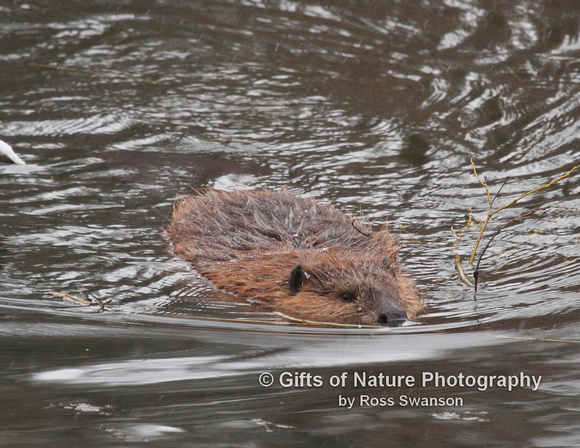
<box><xmin>1</xmin><ymin>1</ymin><xmax>579</xmax><ymax>446</ymax></box>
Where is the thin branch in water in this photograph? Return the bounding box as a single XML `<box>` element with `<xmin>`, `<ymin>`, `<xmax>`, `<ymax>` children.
<box><xmin>491</xmin><ymin>165</ymin><xmax>580</xmax><ymax>217</ymax></box>
<box><xmin>469</xmin><ymin>159</ymin><xmax>493</xmax><ymax>264</ymax></box>
<box><xmin>473</xmin><ymin>208</ymin><xmax>539</xmax><ymax>292</ymax></box>
<box><xmin>451</xmin><ymin>210</ymin><xmax>474</xmax><ymax>287</ymax></box>
<box><xmin>455</xmin><ymin>253</ymin><xmax>475</xmax><ymax>288</ymax></box>
<box><xmin>468</xmin><ymin>160</ymin><xmax>580</xmax><ymax>265</ymax></box>
<box><xmin>491</xmin><ymin>176</ymin><xmax>511</xmax><ymax>206</ymax></box>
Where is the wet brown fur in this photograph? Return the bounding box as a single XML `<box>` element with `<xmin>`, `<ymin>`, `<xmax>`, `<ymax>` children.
<box><xmin>167</xmin><ymin>189</ymin><xmax>421</xmax><ymax>325</ymax></box>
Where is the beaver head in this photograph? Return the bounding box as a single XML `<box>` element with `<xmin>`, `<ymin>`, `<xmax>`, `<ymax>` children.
<box><xmin>274</xmin><ymin>250</ymin><xmax>418</xmax><ymax>327</ymax></box>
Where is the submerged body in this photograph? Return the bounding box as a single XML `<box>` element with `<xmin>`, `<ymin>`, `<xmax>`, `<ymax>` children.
<box><xmin>167</xmin><ymin>189</ymin><xmax>421</xmax><ymax>326</ymax></box>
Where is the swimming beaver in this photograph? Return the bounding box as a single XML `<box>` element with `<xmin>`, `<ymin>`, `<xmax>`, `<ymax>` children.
<box><xmin>167</xmin><ymin>189</ymin><xmax>421</xmax><ymax>326</ymax></box>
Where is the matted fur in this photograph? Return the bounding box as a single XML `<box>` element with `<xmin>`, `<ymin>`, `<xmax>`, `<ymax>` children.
<box><xmin>167</xmin><ymin>189</ymin><xmax>421</xmax><ymax>325</ymax></box>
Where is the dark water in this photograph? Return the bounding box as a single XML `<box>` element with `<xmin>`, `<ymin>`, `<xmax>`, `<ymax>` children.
<box><xmin>1</xmin><ymin>1</ymin><xmax>579</xmax><ymax>446</ymax></box>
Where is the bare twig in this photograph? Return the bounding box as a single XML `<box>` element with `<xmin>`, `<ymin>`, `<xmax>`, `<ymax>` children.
<box><xmin>469</xmin><ymin>159</ymin><xmax>493</xmax><ymax>264</ymax></box>
<box><xmin>454</xmin><ymin>253</ymin><xmax>475</xmax><ymax>288</ymax></box>
<box><xmin>468</xmin><ymin>160</ymin><xmax>579</xmax><ymax>265</ymax></box>
<box><xmin>453</xmin><ymin>161</ymin><xmax>579</xmax><ymax>291</ymax></box>
<box><xmin>473</xmin><ymin>208</ymin><xmax>539</xmax><ymax>291</ymax></box>
<box><xmin>492</xmin><ymin>167</ymin><xmax>579</xmax><ymax>215</ymax></box>
<box><xmin>451</xmin><ymin>211</ymin><xmax>474</xmax><ymax>287</ymax></box>
<box><xmin>50</xmin><ymin>291</ymin><xmax>114</xmax><ymax>312</ymax></box>
<box><xmin>491</xmin><ymin>176</ymin><xmax>510</xmax><ymax>206</ymax></box>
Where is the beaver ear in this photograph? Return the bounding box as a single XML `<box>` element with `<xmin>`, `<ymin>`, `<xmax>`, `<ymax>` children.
<box><xmin>289</xmin><ymin>264</ymin><xmax>307</xmax><ymax>293</ymax></box>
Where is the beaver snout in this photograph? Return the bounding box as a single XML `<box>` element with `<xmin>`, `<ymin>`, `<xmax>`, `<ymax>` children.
<box><xmin>377</xmin><ymin>307</ymin><xmax>407</xmax><ymax>327</ymax></box>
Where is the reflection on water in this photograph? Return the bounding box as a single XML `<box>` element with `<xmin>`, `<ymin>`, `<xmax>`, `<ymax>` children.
<box><xmin>30</xmin><ymin>327</ymin><xmax>501</xmax><ymax>386</ymax></box>
<box><xmin>1</xmin><ymin>0</ymin><xmax>579</xmax><ymax>446</ymax></box>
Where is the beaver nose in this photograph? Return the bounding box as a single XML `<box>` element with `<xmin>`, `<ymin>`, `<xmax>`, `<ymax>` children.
<box><xmin>377</xmin><ymin>308</ymin><xmax>407</xmax><ymax>327</ymax></box>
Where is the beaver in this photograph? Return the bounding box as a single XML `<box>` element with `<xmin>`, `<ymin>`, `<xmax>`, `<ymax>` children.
<box><xmin>167</xmin><ymin>189</ymin><xmax>421</xmax><ymax>326</ymax></box>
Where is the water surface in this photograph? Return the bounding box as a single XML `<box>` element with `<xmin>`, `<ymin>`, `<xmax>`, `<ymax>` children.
<box><xmin>1</xmin><ymin>1</ymin><xmax>579</xmax><ymax>446</ymax></box>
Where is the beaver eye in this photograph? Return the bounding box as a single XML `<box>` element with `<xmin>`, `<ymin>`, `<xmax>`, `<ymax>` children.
<box><xmin>339</xmin><ymin>292</ymin><xmax>356</xmax><ymax>303</ymax></box>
